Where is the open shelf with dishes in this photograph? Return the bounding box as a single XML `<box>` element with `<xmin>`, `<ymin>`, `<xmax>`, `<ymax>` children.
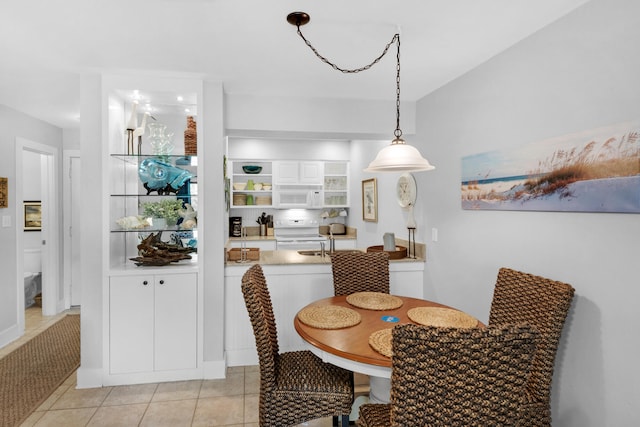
<box><xmin>229</xmin><ymin>160</ymin><xmax>273</xmax><ymax>208</ymax></box>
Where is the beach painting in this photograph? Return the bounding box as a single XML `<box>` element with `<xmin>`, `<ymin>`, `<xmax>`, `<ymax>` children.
<box><xmin>461</xmin><ymin>121</ymin><xmax>640</xmax><ymax>213</ymax></box>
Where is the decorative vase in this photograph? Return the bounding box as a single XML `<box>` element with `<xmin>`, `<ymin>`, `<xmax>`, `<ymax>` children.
<box><xmin>184</xmin><ymin>116</ymin><xmax>197</xmax><ymax>155</ymax></box>
<box><xmin>152</xmin><ymin>217</ymin><xmax>167</xmax><ymax>230</ymax></box>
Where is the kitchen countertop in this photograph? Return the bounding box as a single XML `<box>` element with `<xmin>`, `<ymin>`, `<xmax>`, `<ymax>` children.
<box><xmin>225</xmin><ymin>249</ymin><xmax>424</xmax><ymax>266</ymax></box>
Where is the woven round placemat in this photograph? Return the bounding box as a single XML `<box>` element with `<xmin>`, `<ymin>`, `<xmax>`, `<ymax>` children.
<box><xmin>297</xmin><ymin>305</ymin><xmax>362</xmax><ymax>329</ymax></box>
<box><xmin>346</xmin><ymin>292</ymin><xmax>404</xmax><ymax>310</ymax></box>
<box><xmin>407</xmin><ymin>307</ymin><xmax>479</xmax><ymax>328</ymax></box>
<box><xmin>369</xmin><ymin>328</ymin><xmax>393</xmax><ymax>357</ymax></box>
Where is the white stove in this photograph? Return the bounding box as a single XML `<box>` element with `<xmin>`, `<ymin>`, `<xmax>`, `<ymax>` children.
<box><xmin>274</xmin><ymin>217</ymin><xmax>327</xmax><ymax>250</ymax></box>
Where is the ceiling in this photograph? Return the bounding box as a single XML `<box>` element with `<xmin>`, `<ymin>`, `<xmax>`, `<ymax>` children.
<box><xmin>0</xmin><ymin>0</ymin><xmax>589</xmax><ymax>130</ymax></box>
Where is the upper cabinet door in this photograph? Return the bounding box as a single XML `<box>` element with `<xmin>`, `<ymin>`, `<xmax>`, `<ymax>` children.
<box><xmin>274</xmin><ymin>161</ymin><xmax>300</xmax><ymax>184</ymax></box>
<box><xmin>274</xmin><ymin>161</ymin><xmax>323</xmax><ymax>185</ymax></box>
<box><xmin>299</xmin><ymin>161</ymin><xmax>323</xmax><ymax>185</ymax></box>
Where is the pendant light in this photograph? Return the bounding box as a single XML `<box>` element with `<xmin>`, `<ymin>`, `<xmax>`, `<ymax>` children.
<box><xmin>287</xmin><ymin>12</ymin><xmax>435</xmax><ymax>173</ymax></box>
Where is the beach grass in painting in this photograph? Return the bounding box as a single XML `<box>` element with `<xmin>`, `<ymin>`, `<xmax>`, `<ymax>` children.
<box><xmin>461</xmin><ymin>121</ymin><xmax>640</xmax><ymax>213</ymax></box>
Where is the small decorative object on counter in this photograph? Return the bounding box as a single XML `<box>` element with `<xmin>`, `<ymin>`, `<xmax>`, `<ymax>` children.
<box><xmin>257</xmin><ymin>212</ymin><xmax>268</xmax><ymax>236</ymax></box>
<box><xmin>138</xmin><ymin>158</ymin><xmax>193</xmax><ymax>195</ymax></box>
<box><xmin>383</xmin><ymin>232</ymin><xmax>396</xmax><ymax>251</ymax></box>
<box><xmin>184</xmin><ymin>116</ymin><xmax>197</xmax><ymax>155</ymax></box>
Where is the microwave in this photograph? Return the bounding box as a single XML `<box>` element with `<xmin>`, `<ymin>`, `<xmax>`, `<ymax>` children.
<box><xmin>274</xmin><ymin>187</ymin><xmax>323</xmax><ymax>209</ymax></box>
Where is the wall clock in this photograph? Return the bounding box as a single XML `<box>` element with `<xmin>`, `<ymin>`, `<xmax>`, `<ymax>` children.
<box><xmin>396</xmin><ymin>172</ymin><xmax>417</xmax><ymax>208</ymax></box>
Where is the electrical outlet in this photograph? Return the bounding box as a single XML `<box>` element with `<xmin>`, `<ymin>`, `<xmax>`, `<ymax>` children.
<box><xmin>431</xmin><ymin>227</ymin><xmax>438</xmax><ymax>242</ymax></box>
<box><xmin>2</xmin><ymin>215</ymin><xmax>11</xmax><ymax>227</ymax></box>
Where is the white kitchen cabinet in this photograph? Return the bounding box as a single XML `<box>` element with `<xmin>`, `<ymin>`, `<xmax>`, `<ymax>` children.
<box><xmin>323</xmin><ymin>161</ymin><xmax>349</xmax><ymax>207</ymax></box>
<box><xmin>109</xmin><ymin>272</ymin><xmax>197</xmax><ymax>375</ymax></box>
<box><xmin>274</xmin><ymin>161</ymin><xmax>324</xmax><ymax>185</ymax></box>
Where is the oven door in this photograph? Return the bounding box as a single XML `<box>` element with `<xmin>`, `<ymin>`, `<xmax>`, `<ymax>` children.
<box><xmin>276</xmin><ymin>239</ymin><xmax>326</xmax><ymax>251</ymax></box>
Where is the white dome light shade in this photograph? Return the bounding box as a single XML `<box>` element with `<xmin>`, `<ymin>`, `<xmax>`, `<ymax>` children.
<box><xmin>364</xmin><ymin>138</ymin><xmax>436</xmax><ymax>172</ymax></box>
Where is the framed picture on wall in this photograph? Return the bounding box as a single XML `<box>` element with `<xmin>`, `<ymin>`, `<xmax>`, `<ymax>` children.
<box><xmin>0</xmin><ymin>177</ymin><xmax>7</xmax><ymax>208</ymax></box>
<box><xmin>362</xmin><ymin>178</ymin><xmax>378</xmax><ymax>222</ymax></box>
<box><xmin>24</xmin><ymin>201</ymin><xmax>42</xmax><ymax>231</ymax></box>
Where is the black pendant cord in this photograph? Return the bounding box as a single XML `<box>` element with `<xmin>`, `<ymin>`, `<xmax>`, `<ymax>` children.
<box><xmin>294</xmin><ymin>25</ymin><xmax>403</xmax><ymax>139</ymax></box>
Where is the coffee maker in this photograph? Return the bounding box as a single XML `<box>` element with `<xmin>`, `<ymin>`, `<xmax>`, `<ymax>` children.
<box><xmin>229</xmin><ymin>217</ymin><xmax>242</xmax><ymax>237</ymax></box>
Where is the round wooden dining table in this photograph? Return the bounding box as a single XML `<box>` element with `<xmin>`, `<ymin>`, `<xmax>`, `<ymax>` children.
<box><xmin>294</xmin><ymin>294</ymin><xmax>483</xmax><ymax>403</ymax></box>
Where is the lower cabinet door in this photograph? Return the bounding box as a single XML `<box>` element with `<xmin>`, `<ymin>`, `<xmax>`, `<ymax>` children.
<box><xmin>109</xmin><ymin>272</ymin><xmax>197</xmax><ymax>374</ymax></box>
<box><xmin>109</xmin><ymin>275</ymin><xmax>155</xmax><ymax>374</ymax></box>
<box><xmin>154</xmin><ymin>273</ymin><xmax>197</xmax><ymax>371</ymax></box>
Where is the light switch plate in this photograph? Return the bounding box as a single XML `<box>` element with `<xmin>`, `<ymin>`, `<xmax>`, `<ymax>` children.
<box><xmin>2</xmin><ymin>215</ymin><xmax>11</xmax><ymax>227</ymax></box>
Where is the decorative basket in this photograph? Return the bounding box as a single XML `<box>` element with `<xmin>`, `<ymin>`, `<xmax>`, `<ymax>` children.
<box><xmin>227</xmin><ymin>247</ymin><xmax>260</xmax><ymax>261</ymax></box>
<box><xmin>366</xmin><ymin>245</ymin><xmax>408</xmax><ymax>259</ymax></box>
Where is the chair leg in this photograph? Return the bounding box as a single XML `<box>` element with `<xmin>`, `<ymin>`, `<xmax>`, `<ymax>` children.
<box><xmin>333</xmin><ymin>415</ymin><xmax>350</xmax><ymax>427</ymax></box>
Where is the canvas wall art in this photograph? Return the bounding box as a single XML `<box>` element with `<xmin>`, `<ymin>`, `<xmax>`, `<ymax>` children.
<box><xmin>461</xmin><ymin>121</ymin><xmax>640</xmax><ymax>213</ymax></box>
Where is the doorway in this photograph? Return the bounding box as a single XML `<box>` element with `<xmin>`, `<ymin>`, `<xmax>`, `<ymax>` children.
<box><xmin>15</xmin><ymin>138</ymin><xmax>61</xmax><ymax>334</ymax></box>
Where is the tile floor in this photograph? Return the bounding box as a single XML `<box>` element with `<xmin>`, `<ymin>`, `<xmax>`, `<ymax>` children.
<box><xmin>4</xmin><ymin>307</ymin><xmax>368</xmax><ymax>427</ymax></box>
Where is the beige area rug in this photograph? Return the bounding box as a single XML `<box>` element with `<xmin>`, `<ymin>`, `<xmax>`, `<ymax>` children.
<box><xmin>0</xmin><ymin>314</ymin><xmax>80</xmax><ymax>427</ymax></box>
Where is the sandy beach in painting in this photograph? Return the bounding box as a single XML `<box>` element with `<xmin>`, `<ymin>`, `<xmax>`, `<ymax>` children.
<box><xmin>461</xmin><ymin>175</ymin><xmax>640</xmax><ymax>212</ymax></box>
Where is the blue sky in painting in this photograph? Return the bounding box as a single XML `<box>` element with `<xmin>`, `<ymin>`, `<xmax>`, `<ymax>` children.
<box><xmin>461</xmin><ymin>120</ymin><xmax>640</xmax><ymax>183</ymax></box>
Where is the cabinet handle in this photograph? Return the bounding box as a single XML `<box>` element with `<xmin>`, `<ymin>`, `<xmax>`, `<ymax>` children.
<box><xmin>159</xmin><ymin>280</ymin><xmax>165</xmax><ymax>285</ymax></box>
<box><xmin>142</xmin><ymin>280</ymin><xmax>148</xmax><ymax>286</ymax></box>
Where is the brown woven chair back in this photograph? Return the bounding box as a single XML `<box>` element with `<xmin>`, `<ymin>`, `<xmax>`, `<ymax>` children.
<box><xmin>241</xmin><ymin>264</ymin><xmax>279</xmax><ymax>390</ymax></box>
<box><xmin>330</xmin><ymin>251</ymin><xmax>390</xmax><ymax>296</ymax></box>
<box><xmin>359</xmin><ymin>323</ymin><xmax>538</xmax><ymax>427</ymax></box>
<box><xmin>241</xmin><ymin>264</ymin><xmax>354</xmax><ymax>427</ymax></box>
<box><xmin>489</xmin><ymin>267</ymin><xmax>575</xmax><ymax>426</ymax></box>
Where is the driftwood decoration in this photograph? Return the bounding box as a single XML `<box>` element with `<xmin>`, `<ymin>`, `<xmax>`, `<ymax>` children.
<box><xmin>130</xmin><ymin>232</ymin><xmax>195</xmax><ymax>266</ymax></box>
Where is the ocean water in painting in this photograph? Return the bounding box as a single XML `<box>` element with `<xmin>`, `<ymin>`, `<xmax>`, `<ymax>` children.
<box><xmin>461</xmin><ymin>121</ymin><xmax>640</xmax><ymax>213</ymax></box>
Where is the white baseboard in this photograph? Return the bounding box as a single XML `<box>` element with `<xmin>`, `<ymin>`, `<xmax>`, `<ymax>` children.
<box><xmin>0</xmin><ymin>323</ymin><xmax>20</xmax><ymax>349</ymax></box>
<box><xmin>203</xmin><ymin>359</ymin><xmax>227</xmax><ymax>379</ymax></box>
<box><xmin>76</xmin><ymin>366</ymin><xmax>103</xmax><ymax>389</ymax></box>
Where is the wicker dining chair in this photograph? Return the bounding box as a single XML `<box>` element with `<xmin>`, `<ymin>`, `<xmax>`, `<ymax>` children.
<box><xmin>330</xmin><ymin>251</ymin><xmax>390</xmax><ymax>296</ymax></box>
<box><xmin>489</xmin><ymin>267</ymin><xmax>575</xmax><ymax>427</ymax></box>
<box><xmin>241</xmin><ymin>264</ymin><xmax>354</xmax><ymax>427</ymax></box>
<box><xmin>358</xmin><ymin>323</ymin><xmax>539</xmax><ymax>427</ymax></box>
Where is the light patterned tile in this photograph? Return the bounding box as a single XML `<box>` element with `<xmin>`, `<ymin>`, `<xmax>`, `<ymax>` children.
<box><xmin>191</xmin><ymin>396</ymin><xmax>245</xmax><ymax>426</ymax></box>
<box><xmin>140</xmin><ymin>399</ymin><xmax>197</xmax><ymax>427</ymax></box>
<box><xmin>152</xmin><ymin>380</ymin><xmax>202</xmax><ymax>402</ymax></box>
<box><xmin>244</xmin><ymin>394</ymin><xmax>259</xmax><ymax>424</ymax></box>
<box><xmin>103</xmin><ymin>383</ymin><xmax>157</xmax><ymax>406</ymax></box>
<box><xmin>51</xmin><ymin>386</ymin><xmax>111</xmax><ymax>409</ymax></box>
<box><xmin>244</xmin><ymin>371</ymin><xmax>260</xmax><ymax>395</ymax></box>
<box><xmin>36</xmin><ymin>384</ymin><xmax>73</xmax><ymax>411</ymax></box>
<box><xmin>33</xmin><ymin>408</ymin><xmax>97</xmax><ymax>427</ymax></box>
<box><xmin>86</xmin><ymin>403</ymin><xmax>148</xmax><ymax>427</ymax></box>
<box><xmin>200</xmin><ymin>373</ymin><xmax>244</xmax><ymax>398</ymax></box>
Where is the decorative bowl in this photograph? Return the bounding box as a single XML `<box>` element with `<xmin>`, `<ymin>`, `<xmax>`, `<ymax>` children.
<box><xmin>233</xmin><ymin>182</ymin><xmax>246</xmax><ymax>190</ymax></box>
<box><xmin>262</xmin><ymin>184</ymin><xmax>272</xmax><ymax>190</ymax></box>
<box><xmin>242</xmin><ymin>165</ymin><xmax>262</xmax><ymax>174</ymax></box>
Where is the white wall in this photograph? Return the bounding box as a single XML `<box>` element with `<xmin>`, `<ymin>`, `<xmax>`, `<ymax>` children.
<box><xmin>0</xmin><ymin>104</ymin><xmax>62</xmax><ymax>347</ymax></box>
<box><xmin>22</xmin><ymin>150</ymin><xmax>42</xmax><ymax>251</ymax></box>
<box><xmin>415</xmin><ymin>0</ymin><xmax>639</xmax><ymax>425</ymax></box>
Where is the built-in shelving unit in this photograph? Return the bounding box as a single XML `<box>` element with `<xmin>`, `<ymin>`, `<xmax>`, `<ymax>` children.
<box><xmin>229</xmin><ymin>160</ymin><xmax>273</xmax><ymax>208</ymax></box>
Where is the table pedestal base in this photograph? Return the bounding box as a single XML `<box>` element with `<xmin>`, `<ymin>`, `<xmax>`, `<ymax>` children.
<box><xmin>369</xmin><ymin>376</ymin><xmax>391</xmax><ymax>404</ymax></box>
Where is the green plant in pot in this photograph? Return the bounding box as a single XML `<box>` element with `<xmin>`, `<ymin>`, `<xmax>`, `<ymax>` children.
<box><xmin>142</xmin><ymin>199</ymin><xmax>184</xmax><ymax>229</ymax></box>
